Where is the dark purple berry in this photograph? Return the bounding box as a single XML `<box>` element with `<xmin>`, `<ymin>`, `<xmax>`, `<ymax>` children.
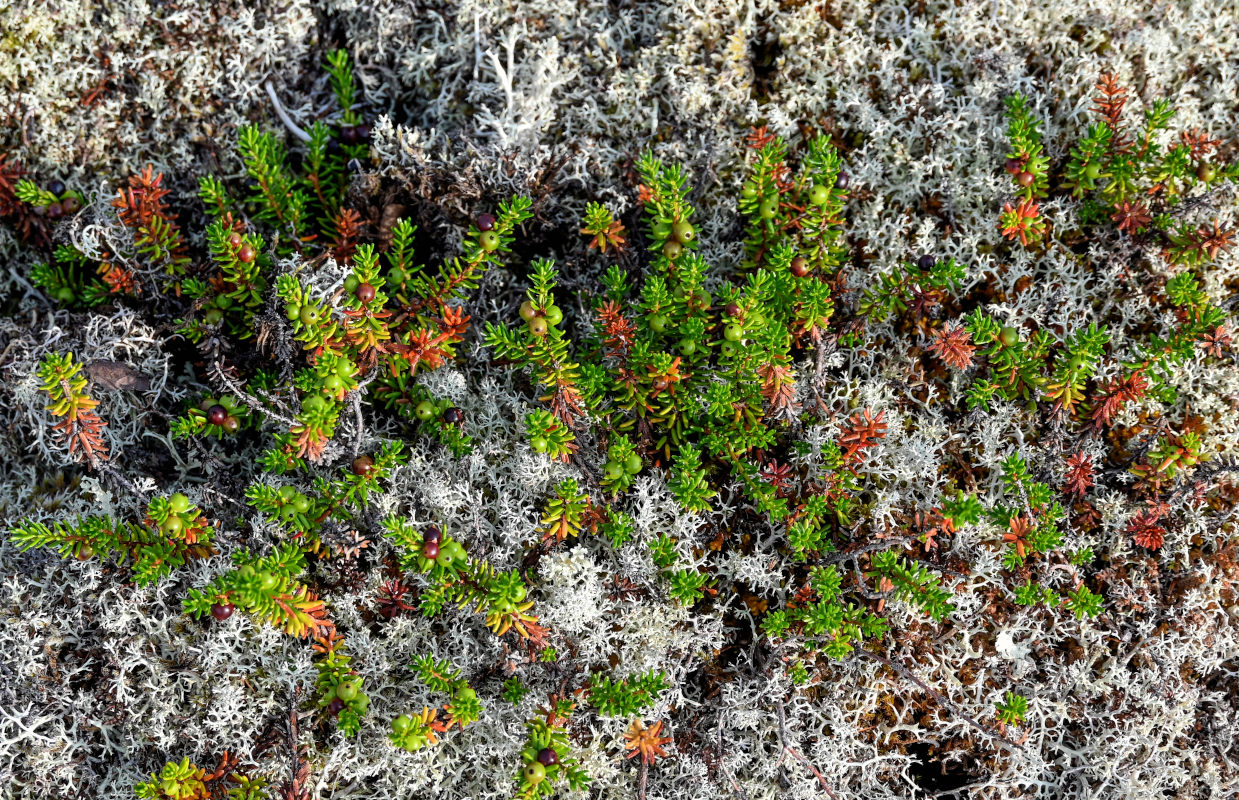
<box><xmin>356</xmin><ymin>124</ymin><xmax>372</xmax><ymax>142</ymax></box>
<box><xmin>834</xmin><ymin>172</ymin><xmax>849</xmax><ymax>190</ymax></box>
<box><xmin>46</xmin><ymin>202</ymin><xmax>64</xmax><ymax>219</ymax></box>
<box><xmin>1005</xmin><ymin>158</ymin><xmax>1023</xmax><ymax>175</ymax></box>
<box><xmin>356</xmin><ymin>282</ymin><xmax>376</xmax><ymax>303</ymax></box>
<box><xmin>238</xmin><ymin>244</ymin><xmax>256</xmax><ymax>263</ymax></box>
<box><xmin>790</xmin><ymin>256</ymin><xmax>810</xmax><ymax>277</ymax></box>
<box><xmin>443</xmin><ymin>407</ymin><xmax>463</xmax><ymax>424</ymax></box>
<box><xmin>423</xmin><ymin>525</ymin><xmax>443</xmax><ymax>545</ymax></box>
<box><xmin>422</xmin><ymin>540</ymin><xmax>440</xmax><ymax>559</ymax></box>
<box><xmin>476</xmin><ymin>213</ymin><xmax>497</xmax><ymax>231</ymax></box>
<box><xmin>352</xmin><ymin>455</ymin><xmax>375</xmax><ymax>477</ymax></box>
<box><xmin>327</xmin><ymin>698</ymin><xmax>345</xmax><ymax>716</ymax></box>
<box><xmin>917</xmin><ymin>254</ymin><xmax>935</xmax><ymax>271</ymax></box>
<box><xmin>536</xmin><ymin>747</ymin><xmax>559</xmax><ymax>767</ymax></box>
<box><xmin>207</xmin><ymin>404</ymin><xmax>228</xmax><ymax>425</ymax></box>
<box><xmin>341</xmin><ymin>126</ymin><xmax>358</xmax><ymax>145</ymax></box>
<box><xmin>61</xmin><ymin>196</ymin><xmax>81</xmax><ymax>214</ymax></box>
<box><xmin>1016</xmin><ymin>171</ymin><xmax>1035</xmax><ymax>188</ymax></box>
<box><xmin>211</xmin><ymin>602</ymin><xmax>235</xmax><ymax>621</ymax></box>
<box><xmin>47</xmin><ymin>179</ymin><xmax>65</xmax><ymax>196</ymax></box>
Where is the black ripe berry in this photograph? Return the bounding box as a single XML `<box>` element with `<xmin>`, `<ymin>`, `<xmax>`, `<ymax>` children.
<box><xmin>211</xmin><ymin>602</ymin><xmax>235</xmax><ymax>621</ymax></box>
<box><xmin>423</xmin><ymin>525</ymin><xmax>443</xmax><ymax>545</ymax></box>
<box><xmin>476</xmin><ymin>213</ymin><xmax>497</xmax><ymax>231</ymax></box>
<box><xmin>725</xmin><ymin>302</ymin><xmax>741</xmax><ymax>319</ymax></box>
<box><xmin>356</xmin><ymin>124</ymin><xmax>372</xmax><ymax>142</ymax></box>
<box><xmin>341</xmin><ymin>126</ymin><xmax>359</xmax><ymax>145</ymax></box>
<box><xmin>356</xmin><ymin>282</ymin><xmax>376</xmax><ymax>303</ymax></box>
<box><xmin>443</xmin><ymin>407</ymin><xmax>464</xmax><ymax>424</ymax></box>
<box><xmin>47</xmin><ymin>179</ymin><xmax>66</xmax><ymax>197</ymax></box>
<box><xmin>327</xmin><ymin>698</ymin><xmax>345</xmax><ymax>716</ymax></box>
<box><xmin>207</xmin><ymin>404</ymin><xmax>229</xmax><ymax>426</ymax></box>
<box><xmin>536</xmin><ymin>747</ymin><xmax>559</xmax><ymax>767</ymax></box>
<box><xmin>46</xmin><ymin>202</ymin><xmax>64</xmax><ymax>220</ymax></box>
<box><xmin>834</xmin><ymin>171</ymin><xmax>850</xmax><ymax>190</ymax></box>
<box><xmin>917</xmin><ymin>254</ymin><xmax>936</xmax><ymax>271</ymax></box>
<box><xmin>352</xmin><ymin>455</ymin><xmax>376</xmax><ymax>477</ymax></box>
<box><xmin>1005</xmin><ymin>157</ymin><xmax>1023</xmax><ymax>175</ymax></box>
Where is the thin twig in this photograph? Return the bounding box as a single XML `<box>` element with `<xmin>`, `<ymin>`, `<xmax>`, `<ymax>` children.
<box><xmin>773</xmin><ymin>700</ymin><xmax>840</xmax><ymax>799</ymax></box>
<box><xmin>210</xmin><ymin>361</ymin><xmax>299</xmax><ymax>427</ymax></box>
<box><xmin>265</xmin><ymin>81</ymin><xmax>311</xmax><ymax>143</ymax></box>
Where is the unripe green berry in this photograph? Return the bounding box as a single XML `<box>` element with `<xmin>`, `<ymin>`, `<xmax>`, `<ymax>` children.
<box><xmin>678</xmin><ymin>338</ymin><xmax>696</xmax><ymax>356</ymax></box>
<box><xmin>673</xmin><ymin>220</ymin><xmax>695</xmax><ymax>243</ymax></box>
<box><xmin>999</xmin><ymin>326</ymin><xmax>1020</xmax><ymax>348</ymax></box>
<box><xmin>285</xmin><ymin>303</ymin><xmax>301</xmax><ymax>321</ymax></box>
<box><xmin>415</xmin><ymin>400</ymin><xmax>436</xmax><ymax>421</ymax></box>
<box><xmin>258</xmin><ymin>571</ymin><xmax>278</xmax><ymax>591</ymax></box>
<box><xmin>603</xmin><ymin>461</ymin><xmax>623</xmax><ymax>481</ymax></box>
<box><xmin>523</xmin><ymin>762</ymin><xmax>546</xmax><ymax>785</ymax></box>
<box><xmin>204</xmin><ymin>308</ymin><xmax>224</xmax><ymax>325</ymax></box>
<box><xmin>479</xmin><ymin>231</ymin><xmax>501</xmax><ymax>251</ymax></box>
<box><xmin>809</xmin><ymin>184</ymin><xmax>830</xmax><ymax>205</ymax></box>
<box><xmin>344</xmin><ymin>275</ymin><xmax>360</xmax><ymax>293</ymax></box>
<box><xmin>1084</xmin><ymin>163</ymin><xmax>1101</xmax><ymax>181</ymax></box>
<box><xmin>335</xmin><ymin>681</ymin><xmax>359</xmax><ymax>701</ymax></box>
<box><xmin>759</xmin><ymin>198</ymin><xmax>778</xmax><ymax>219</ymax></box>
<box><xmin>519</xmin><ymin>301</ymin><xmax>537</xmax><ymax>321</ymax></box>
<box><xmin>662</xmin><ymin>239</ymin><xmax>683</xmax><ymax>259</ymax></box>
<box><xmin>391</xmin><ymin>715</ymin><xmax>412</xmax><ymax>735</ymax></box>
<box><xmin>723</xmin><ymin>323</ymin><xmax>744</xmax><ymax>342</ymax></box>
<box><xmin>624</xmin><ymin>453</ymin><xmax>642</xmax><ymax>474</ymax></box>
<box><xmin>544</xmin><ymin>305</ymin><xmax>563</xmax><ymax>326</ymax></box>
<box><xmin>528</xmin><ymin>317</ymin><xmax>549</xmax><ymax>337</ymax></box>
<box><xmin>530</xmin><ymin>436</ymin><xmax>549</xmax><ymax>453</ymax></box>
<box><xmin>299</xmin><ymin>306</ymin><xmax>319</xmax><ymax>326</ymax></box>
<box><xmin>161</xmin><ymin>515</ymin><xmax>185</xmax><ymax>536</ymax></box>
<box><xmin>169</xmin><ymin>493</ymin><xmax>191</xmax><ymax>514</ymax></box>
<box><xmin>388</xmin><ymin>267</ymin><xmax>405</xmax><ymax>284</ymax></box>
<box><xmin>648</xmin><ymin>313</ymin><xmax>669</xmax><ymax>333</ymax></box>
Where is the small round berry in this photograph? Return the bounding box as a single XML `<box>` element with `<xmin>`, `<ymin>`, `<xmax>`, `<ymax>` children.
<box><xmin>523</xmin><ymin>763</ymin><xmax>547</xmax><ymax>785</ymax></box>
<box><xmin>207</xmin><ymin>404</ymin><xmax>228</xmax><ymax>425</ymax></box>
<box><xmin>1067</xmin><ymin>355</ymin><xmax>1085</xmax><ymax>371</ymax></box>
<box><xmin>528</xmin><ymin>316</ymin><xmax>549</xmax><ymax>337</ymax></box>
<box><xmin>725</xmin><ymin>302</ymin><xmax>741</xmax><ymax>319</ymax></box>
<box><xmin>344</xmin><ymin>275</ymin><xmax>360</xmax><ymax>293</ymax></box>
<box><xmin>392</xmin><ymin>715</ymin><xmax>413</xmax><ymax>735</ymax></box>
<box><xmin>352</xmin><ymin>455</ymin><xmax>376</xmax><ymax>477</ymax></box>
<box><xmin>648</xmin><ymin>313</ymin><xmax>669</xmax><ymax>334</ymax></box>
<box><xmin>170</xmin><ymin>493</ymin><xmax>191</xmax><ymax>513</ymax></box>
<box><xmin>1084</xmin><ymin>162</ymin><xmax>1102</xmax><ymax>181</ymax></box>
<box><xmin>423</xmin><ymin>525</ymin><xmax>443</xmax><ymax>545</ymax></box>
<box><xmin>720</xmin><ymin>340</ymin><xmax>738</xmax><ymax>357</ymax></box>
<box><xmin>422</xmin><ymin>540</ymin><xmax>440</xmax><ymax>560</ymax></box>
<box><xmin>60</xmin><ymin>195</ymin><xmax>81</xmax><ymax>214</ymax></box>
<box><xmin>443</xmin><ymin>407</ymin><xmax>464</xmax><ymax>424</ymax></box>
<box><xmin>759</xmin><ymin>198</ymin><xmax>779</xmax><ymax>219</ymax></box>
<box><xmin>414</xmin><ymin>400</ymin><xmax>436</xmax><ymax>421</ymax></box>
<box><xmin>536</xmin><ymin>747</ymin><xmax>559</xmax><ymax>767</ymax></box>
<box><xmin>285</xmin><ymin>303</ymin><xmax>301</xmax><ymax>321</ymax></box>
<box><xmin>46</xmin><ymin>202</ymin><xmax>64</xmax><ymax>219</ymax></box>
<box><xmin>258</xmin><ymin>571</ymin><xmax>278</xmax><ymax>592</ymax></box>
<box><xmin>341</xmin><ymin>126</ymin><xmax>358</xmax><ymax>145</ymax></box>
<box><xmin>1016</xmin><ymin>171</ymin><xmax>1035</xmax><ymax>188</ymax></box>
<box><xmin>161</xmin><ymin>515</ymin><xmax>185</xmax><ymax>536</ymax></box>
<box><xmin>530</xmin><ymin>436</ymin><xmax>549</xmax><ymax>453</ymax></box>
<box><xmin>237</xmin><ymin>244</ymin><xmax>256</xmax><ymax>263</ymax></box>
<box><xmin>76</xmin><ymin>544</ymin><xmax>93</xmax><ymax>560</ymax></box>
<box><xmin>790</xmin><ymin>256</ymin><xmax>810</xmax><ymax>277</ymax></box>
<box><xmin>323</xmin><ymin>375</ymin><xmax>345</xmax><ymax>393</ymax></box>
<box><xmin>54</xmin><ymin>286</ymin><xmax>75</xmax><ymax>303</ymax></box>
<box><xmin>356</xmin><ymin>282</ymin><xmax>376</xmax><ymax>303</ymax></box>
<box><xmin>215</xmin><ymin>294</ymin><xmax>233</xmax><ymax>310</ymax></box>
<box><xmin>229</xmin><ymin>232</ymin><xmax>244</xmax><ymax>249</ymax></box>
<box><xmin>47</xmin><ymin>179</ymin><xmax>66</xmax><ymax>197</ymax></box>
<box><xmin>436</xmin><ymin>547</ymin><xmax>457</xmax><ymax>569</ymax></box>
<box><xmin>335</xmin><ymin>360</ymin><xmax>357</xmax><ymax>378</ymax></box>
<box><xmin>741</xmin><ymin>183</ymin><xmax>759</xmax><ymax>199</ymax></box>
<box><xmin>723</xmin><ymin>323</ymin><xmax>744</xmax><ymax>342</ymax></box>
<box><xmin>809</xmin><ymin>184</ymin><xmax>830</xmax><ymax>205</ymax></box>
<box><xmin>479</xmin><ymin>231</ymin><xmax>501</xmax><ymax>251</ymax></box>
<box><xmin>335</xmin><ymin>680</ymin><xmax>359</xmax><ymax>701</ymax></box>
<box><xmin>1197</xmin><ymin>163</ymin><xmax>1215</xmax><ymax>183</ymax></box>
<box><xmin>544</xmin><ymin>305</ymin><xmax>563</xmax><ymax>327</ymax></box>
<box><xmin>678</xmin><ymin>338</ymin><xmax>696</xmax><ymax>356</ymax></box>
<box><xmin>917</xmin><ymin>254</ymin><xmax>935</xmax><ymax>271</ymax></box>
<box><xmin>624</xmin><ymin>453</ymin><xmax>642</xmax><ymax>474</ymax></box>
<box><xmin>662</xmin><ymin>239</ymin><xmax>683</xmax><ymax>259</ymax></box>
<box><xmin>1004</xmin><ymin>157</ymin><xmax>1023</xmax><ymax>175</ymax></box>
<box><xmin>519</xmin><ymin>300</ymin><xmax>537</xmax><ymax>321</ymax></box>
<box><xmin>211</xmin><ymin>602</ymin><xmax>235</xmax><ymax>621</ymax></box>
<box><xmin>292</xmin><ymin>494</ymin><xmax>311</xmax><ymax>513</ymax></box>
<box><xmin>603</xmin><ymin>461</ymin><xmax>624</xmax><ymax>481</ymax></box>
<box><xmin>239</xmin><ymin>565</ymin><xmax>256</xmax><ymax>579</ymax></box>
<box><xmin>834</xmin><ymin>171</ymin><xmax>850</xmax><ymax>190</ymax></box>
<box><xmin>32</xmin><ymin>204</ymin><xmax>47</xmax><ymax>216</ymax></box>
<box><xmin>301</xmin><ymin>394</ymin><xmax>326</xmax><ymax>413</ymax></box>
<box><xmin>327</xmin><ymin>698</ymin><xmax>345</xmax><ymax>716</ymax></box>
<box><xmin>299</xmin><ymin>306</ymin><xmax>319</xmax><ymax>326</ymax></box>
<box><xmin>356</xmin><ymin>124</ymin><xmax>372</xmax><ymax>142</ymax></box>
<box><xmin>999</xmin><ymin>326</ymin><xmax>1020</xmax><ymax>348</ymax></box>
<box><xmin>673</xmin><ymin>220</ymin><xmax>696</xmax><ymax>243</ymax></box>
<box><xmin>388</xmin><ymin>267</ymin><xmax>405</xmax><ymax>284</ymax></box>
<box><xmin>222</xmin><ymin>415</ymin><xmax>241</xmax><ymax>434</ymax></box>
<box><xmin>204</xmin><ymin>308</ymin><xmax>224</xmax><ymax>325</ymax></box>
<box><xmin>694</xmin><ymin>289</ymin><xmax>712</xmax><ymax>309</ymax></box>
<box><xmin>476</xmin><ymin>212</ymin><xmax>497</xmax><ymax>231</ymax></box>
